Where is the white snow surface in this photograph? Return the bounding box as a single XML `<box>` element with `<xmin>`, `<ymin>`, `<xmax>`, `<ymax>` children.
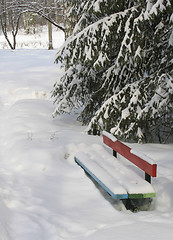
<box><xmin>0</xmin><ymin>32</ymin><xmax>173</xmax><ymax>240</ymax></box>
<box><xmin>75</xmin><ymin>150</ymin><xmax>155</xmax><ymax>195</ymax></box>
<box><xmin>102</xmin><ymin>131</ymin><xmax>117</xmax><ymax>142</ymax></box>
<box><xmin>130</xmin><ymin>149</ymin><xmax>156</xmax><ymax>165</ymax></box>
<box><xmin>0</xmin><ymin>26</ymin><xmax>65</xmax><ymax>49</ymax></box>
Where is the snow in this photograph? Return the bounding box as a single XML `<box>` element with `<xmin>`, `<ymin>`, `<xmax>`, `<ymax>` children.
<box><xmin>76</xmin><ymin>148</ymin><xmax>156</xmax><ymax>196</ymax></box>
<box><xmin>149</xmin><ymin>0</ymin><xmax>167</xmax><ymax>15</ymax></box>
<box><xmin>103</xmin><ymin>131</ymin><xmax>117</xmax><ymax>142</ymax></box>
<box><xmin>0</xmin><ymin>30</ymin><xmax>173</xmax><ymax>240</ymax></box>
<box><xmin>130</xmin><ymin>149</ymin><xmax>156</xmax><ymax>165</ymax></box>
<box><xmin>93</xmin><ymin>0</ymin><xmax>101</xmax><ymax>12</ymax></box>
<box><xmin>75</xmin><ymin>152</ymin><xmax>128</xmax><ymax>196</ymax></box>
<box><xmin>169</xmin><ymin>29</ymin><xmax>173</xmax><ymax>46</ymax></box>
<box><xmin>135</xmin><ymin>46</ymin><xmax>141</xmax><ymax>58</ymax></box>
<box><xmin>0</xmin><ymin>26</ymin><xmax>65</xmax><ymax>49</ymax></box>
<box><xmin>121</xmin><ymin>108</ymin><xmax>130</xmax><ymax>119</ymax></box>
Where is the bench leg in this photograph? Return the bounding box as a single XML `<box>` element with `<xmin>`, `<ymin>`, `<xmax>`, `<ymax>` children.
<box><xmin>145</xmin><ymin>172</ymin><xmax>151</xmax><ymax>183</ymax></box>
<box><xmin>123</xmin><ymin>198</ymin><xmax>153</xmax><ymax>212</ymax></box>
<box><xmin>113</xmin><ymin>150</ymin><xmax>117</xmax><ymax>158</ymax></box>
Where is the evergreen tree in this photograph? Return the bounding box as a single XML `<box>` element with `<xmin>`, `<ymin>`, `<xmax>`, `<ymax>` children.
<box><xmin>52</xmin><ymin>0</ymin><xmax>173</xmax><ymax>143</ymax></box>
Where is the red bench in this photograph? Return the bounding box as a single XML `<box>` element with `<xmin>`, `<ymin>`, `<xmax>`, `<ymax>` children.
<box><xmin>103</xmin><ymin>131</ymin><xmax>157</xmax><ymax>183</ymax></box>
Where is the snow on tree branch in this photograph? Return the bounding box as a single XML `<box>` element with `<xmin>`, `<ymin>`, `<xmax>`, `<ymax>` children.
<box><xmin>52</xmin><ymin>0</ymin><xmax>173</xmax><ymax>143</ymax></box>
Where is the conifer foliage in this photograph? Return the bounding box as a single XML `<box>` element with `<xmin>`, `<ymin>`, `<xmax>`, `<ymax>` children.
<box><xmin>52</xmin><ymin>0</ymin><xmax>173</xmax><ymax>143</ymax></box>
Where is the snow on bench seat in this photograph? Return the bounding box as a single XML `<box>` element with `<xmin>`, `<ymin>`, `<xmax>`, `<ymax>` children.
<box><xmin>75</xmin><ymin>150</ymin><xmax>156</xmax><ymax>199</ymax></box>
<box><xmin>75</xmin><ymin>152</ymin><xmax>128</xmax><ymax>199</ymax></box>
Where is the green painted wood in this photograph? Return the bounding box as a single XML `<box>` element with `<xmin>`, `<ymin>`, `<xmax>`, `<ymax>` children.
<box><xmin>143</xmin><ymin>192</ymin><xmax>156</xmax><ymax>198</ymax></box>
<box><xmin>75</xmin><ymin>150</ymin><xmax>157</xmax><ymax>200</ymax></box>
<box><xmin>128</xmin><ymin>193</ymin><xmax>144</xmax><ymax>199</ymax></box>
<box><xmin>128</xmin><ymin>192</ymin><xmax>156</xmax><ymax>199</ymax></box>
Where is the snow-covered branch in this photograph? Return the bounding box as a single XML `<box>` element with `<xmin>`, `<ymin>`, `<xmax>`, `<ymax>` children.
<box><xmin>52</xmin><ymin>0</ymin><xmax>173</xmax><ymax>143</ymax></box>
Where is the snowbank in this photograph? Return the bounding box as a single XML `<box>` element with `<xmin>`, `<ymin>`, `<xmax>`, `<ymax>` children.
<box><xmin>0</xmin><ymin>46</ymin><xmax>173</xmax><ymax>239</ymax></box>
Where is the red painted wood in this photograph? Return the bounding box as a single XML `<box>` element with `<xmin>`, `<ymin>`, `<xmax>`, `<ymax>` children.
<box><xmin>103</xmin><ymin>134</ymin><xmax>157</xmax><ymax>177</ymax></box>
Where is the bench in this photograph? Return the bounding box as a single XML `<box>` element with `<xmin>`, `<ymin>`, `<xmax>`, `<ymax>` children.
<box><xmin>103</xmin><ymin>131</ymin><xmax>157</xmax><ymax>183</ymax></box>
<box><xmin>74</xmin><ymin>131</ymin><xmax>157</xmax><ymax>200</ymax></box>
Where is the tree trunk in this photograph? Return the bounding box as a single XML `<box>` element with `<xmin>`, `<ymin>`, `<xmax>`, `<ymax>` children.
<box><xmin>48</xmin><ymin>21</ymin><xmax>53</xmax><ymax>50</ymax></box>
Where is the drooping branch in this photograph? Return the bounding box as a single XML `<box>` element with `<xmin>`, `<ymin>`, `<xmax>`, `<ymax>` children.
<box><xmin>1</xmin><ymin>1</ymin><xmax>65</xmax><ymax>32</ymax></box>
<box><xmin>22</xmin><ymin>9</ymin><xmax>65</xmax><ymax>32</ymax></box>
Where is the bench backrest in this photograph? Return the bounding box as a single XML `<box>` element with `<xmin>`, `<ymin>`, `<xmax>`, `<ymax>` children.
<box><xmin>103</xmin><ymin>132</ymin><xmax>157</xmax><ymax>182</ymax></box>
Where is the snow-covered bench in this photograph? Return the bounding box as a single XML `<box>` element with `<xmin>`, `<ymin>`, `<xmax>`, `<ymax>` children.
<box><xmin>74</xmin><ymin>131</ymin><xmax>157</xmax><ymax>200</ymax></box>
<box><xmin>103</xmin><ymin>131</ymin><xmax>157</xmax><ymax>184</ymax></box>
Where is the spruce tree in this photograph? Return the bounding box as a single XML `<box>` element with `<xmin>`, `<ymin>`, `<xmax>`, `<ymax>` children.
<box><xmin>52</xmin><ymin>0</ymin><xmax>173</xmax><ymax>143</ymax></box>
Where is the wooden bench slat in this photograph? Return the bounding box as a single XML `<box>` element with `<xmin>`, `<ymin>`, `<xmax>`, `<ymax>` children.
<box><xmin>75</xmin><ymin>153</ymin><xmax>128</xmax><ymax>200</ymax></box>
<box><xmin>75</xmin><ymin>150</ymin><xmax>156</xmax><ymax>199</ymax></box>
<box><xmin>103</xmin><ymin>134</ymin><xmax>157</xmax><ymax>177</ymax></box>
<box><xmin>128</xmin><ymin>192</ymin><xmax>156</xmax><ymax>199</ymax></box>
<box><xmin>87</xmin><ymin>149</ymin><xmax>156</xmax><ymax>197</ymax></box>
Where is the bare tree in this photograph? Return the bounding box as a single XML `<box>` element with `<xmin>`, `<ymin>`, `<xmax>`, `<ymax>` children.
<box><xmin>0</xmin><ymin>0</ymin><xmax>22</xmax><ymax>49</ymax></box>
<box><xmin>0</xmin><ymin>0</ymin><xmax>65</xmax><ymax>49</ymax></box>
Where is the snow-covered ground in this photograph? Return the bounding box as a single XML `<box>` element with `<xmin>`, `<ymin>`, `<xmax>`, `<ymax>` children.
<box><xmin>0</xmin><ymin>26</ymin><xmax>64</xmax><ymax>49</ymax></box>
<box><xmin>0</xmin><ymin>30</ymin><xmax>173</xmax><ymax>240</ymax></box>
